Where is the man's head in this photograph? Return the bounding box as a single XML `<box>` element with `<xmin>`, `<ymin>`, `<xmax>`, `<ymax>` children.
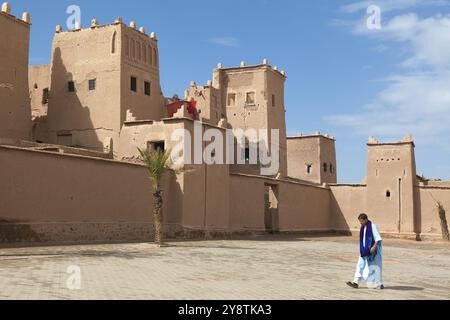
<box><xmin>358</xmin><ymin>213</ymin><xmax>369</xmax><ymax>226</ymax></box>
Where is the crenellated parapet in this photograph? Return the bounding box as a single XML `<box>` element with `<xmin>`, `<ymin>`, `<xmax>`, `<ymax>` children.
<box><xmin>214</xmin><ymin>58</ymin><xmax>287</xmax><ymax>78</ymax></box>
<box><xmin>0</xmin><ymin>2</ymin><xmax>31</xmax><ymax>26</ymax></box>
<box><xmin>52</xmin><ymin>16</ymin><xmax>157</xmax><ymax>40</ymax></box>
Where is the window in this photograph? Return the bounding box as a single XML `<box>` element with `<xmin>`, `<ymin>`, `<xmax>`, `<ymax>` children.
<box><xmin>246</xmin><ymin>92</ymin><xmax>255</xmax><ymax>105</ymax></box>
<box><xmin>386</xmin><ymin>190</ymin><xmax>391</xmax><ymax>198</ymax></box>
<box><xmin>272</xmin><ymin>94</ymin><xmax>276</xmax><ymax>107</ymax></box>
<box><xmin>89</xmin><ymin>79</ymin><xmax>96</xmax><ymax>91</ymax></box>
<box><xmin>227</xmin><ymin>93</ymin><xmax>236</xmax><ymax>106</ymax></box>
<box><xmin>68</xmin><ymin>81</ymin><xmax>75</xmax><ymax>92</ymax></box>
<box><xmin>306</xmin><ymin>164</ymin><xmax>312</xmax><ymax>175</ymax></box>
<box><xmin>144</xmin><ymin>81</ymin><xmax>151</xmax><ymax>96</ymax></box>
<box><xmin>323</xmin><ymin>163</ymin><xmax>328</xmax><ymax>173</ymax></box>
<box><xmin>330</xmin><ymin>163</ymin><xmax>334</xmax><ymax>174</ymax></box>
<box><xmin>131</xmin><ymin>77</ymin><xmax>137</xmax><ymax>92</ymax></box>
<box><xmin>245</xmin><ymin>147</ymin><xmax>251</xmax><ymax>163</ymax></box>
<box><xmin>42</xmin><ymin>88</ymin><xmax>49</xmax><ymax>104</ymax></box>
<box><xmin>148</xmin><ymin>141</ymin><xmax>165</xmax><ymax>152</ymax></box>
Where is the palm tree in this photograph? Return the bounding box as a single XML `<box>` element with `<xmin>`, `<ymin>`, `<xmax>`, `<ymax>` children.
<box><xmin>436</xmin><ymin>201</ymin><xmax>450</xmax><ymax>241</ymax></box>
<box><xmin>138</xmin><ymin>147</ymin><xmax>179</xmax><ymax>246</ymax></box>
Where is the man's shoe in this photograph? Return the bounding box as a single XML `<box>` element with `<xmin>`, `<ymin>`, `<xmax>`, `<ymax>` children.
<box><xmin>346</xmin><ymin>282</ymin><xmax>359</xmax><ymax>289</ymax></box>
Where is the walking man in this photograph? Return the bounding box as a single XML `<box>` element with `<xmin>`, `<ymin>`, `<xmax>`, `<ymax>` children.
<box><xmin>347</xmin><ymin>213</ymin><xmax>384</xmax><ymax>289</ymax></box>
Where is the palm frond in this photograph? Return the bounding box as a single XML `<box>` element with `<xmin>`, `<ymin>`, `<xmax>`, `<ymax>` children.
<box><xmin>138</xmin><ymin>148</ymin><xmax>173</xmax><ymax>190</ymax></box>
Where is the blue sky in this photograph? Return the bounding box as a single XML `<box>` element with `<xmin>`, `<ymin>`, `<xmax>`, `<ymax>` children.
<box><xmin>8</xmin><ymin>0</ymin><xmax>450</xmax><ymax>182</ymax></box>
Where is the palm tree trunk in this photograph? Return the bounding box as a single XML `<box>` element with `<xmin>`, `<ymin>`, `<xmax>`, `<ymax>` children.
<box><xmin>153</xmin><ymin>190</ymin><xmax>164</xmax><ymax>245</ymax></box>
<box><xmin>438</xmin><ymin>204</ymin><xmax>450</xmax><ymax>241</ymax></box>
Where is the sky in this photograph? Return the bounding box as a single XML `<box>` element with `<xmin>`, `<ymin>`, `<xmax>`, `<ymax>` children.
<box><xmin>7</xmin><ymin>0</ymin><xmax>450</xmax><ymax>183</ymax></box>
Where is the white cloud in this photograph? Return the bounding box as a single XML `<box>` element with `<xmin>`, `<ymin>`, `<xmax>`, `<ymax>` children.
<box><xmin>329</xmin><ymin>6</ymin><xmax>450</xmax><ymax>149</ymax></box>
<box><xmin>209</xmin><ymin>37</ymin><xmax>239</xmax><ymax>47</ymax></box>
<box><xmin>341</xmin><ymin>0</ymin><xmax>449</xmax><ymax>13</ymax></box>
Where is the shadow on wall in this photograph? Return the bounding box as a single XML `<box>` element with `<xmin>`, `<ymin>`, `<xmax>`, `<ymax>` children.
<box><xmin>414</xmin><ymin>187</ymin><xmax>423</xmax><ymax>241</ymax></box>
<box><xmin>46</xmin><ymin>48</ymin><xmax>102</xmax><ymax>151</ymax></box>
<box><xmin>162</xmin><ymin>170</ymin><xmax>184</xmax><ymax>232</ymax></box>
<box><xmin>0</xmin><ymin>219</ymin><xmax>42</xmax><ymax>243</ymax></box>
<box><xmin>329</xmin><ymin>191</ymin><xmax>352</xmax><ymax>235</ymax></box>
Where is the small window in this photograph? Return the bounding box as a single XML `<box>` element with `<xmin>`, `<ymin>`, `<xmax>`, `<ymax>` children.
<box><xmin>148</xmin><ymin>141</ymin><xmax>165</xmax><ymax>152</ymax></box>
<box><xmin>330</xmin><ymin>163</ymin><xmax>334</xmax><ymax>174</ymax></box>
<box><xmin>228</xmin><ymin>93</ymin><xmax>236</xmax><ymax>106</ymax></box>
<box><xmin>306</xmin><ymin>164</ymin><xmax>312</xmax><ymax>175</ymax></box>
<box><xmin>144</xmin><ymin>81</ymin><xmax>151</xmax><ymax>96</ymax></box>
<box><xmin>42</xmin><ymin>88</ymin><xmax>49</xmax><ymax>104</ymax></box>
<box><xmin>89</xmin><ymin>79</ymin><xmax>96</xmax><ymax>91</ymax></box>
<box><xmin>68</xmin><ymin>81</ymin><xmax>75</xmax><ymax>92</ymax></box>
<box><xmin>245</xmin><ymin>147</ymin><xmax>250</xmax><ymax>163</ymax></box>
<box><xmin>323</xmin><ymin>163</ymin><xmax>328</xmax><ymax>173</ymax></box>
<box><xmin>386</xmin><ymin>190</ymin><xmax>391</xmax><ymax>198</ymax></box>
<box><xmin>131</xmin><ymin>77</ymin><xmax>137</xmax><ymax>92</ymax></box>
<box><xmin>272</xmin><ymin>94</ymin><xmax>276</xmax><ymax>107</ymax></box>
<box><xmin>246</xmin><ymin>92</ymin><xmax>255</xmax><ymax>105</ymax></box>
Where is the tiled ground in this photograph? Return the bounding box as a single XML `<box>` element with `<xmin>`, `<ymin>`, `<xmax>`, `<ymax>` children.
<box><xmin>0</xmin><ymin>236</ymin><xmax>449</xmax><ymax>300</ymax></box>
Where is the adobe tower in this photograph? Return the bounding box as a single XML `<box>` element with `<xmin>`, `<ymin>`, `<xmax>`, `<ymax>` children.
<box><xmin>41</xmin><ymin>18</ymin><xmax>165</xmax><ymax>154</ymax></box>
<box><xmin>0</xmin><ymin>3</ymin><xmax>32</xmax><ymax>140</ymax></box>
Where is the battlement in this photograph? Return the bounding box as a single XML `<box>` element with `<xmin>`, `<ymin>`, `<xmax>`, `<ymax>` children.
<box><xmin>215</xmin><ymin>58</ymin><xmax>287</xmax><ymax>78</ymax></box>
<box><xmin>368</xmin><ymin>134</ymin><xmax>415</xmax><ymax>147</ymax></box>
<box><xmin>54</xmin><ymin>17</ymin><xmax>157</xmax><ymax>40</ymax></box>
<box><xmin>0</xmin><ymin>2</ymin><xmax>31</xmax><ymax>25</ymax></box>
<box><xmin>288</xmin><ymin>132</ymin><xmax>336</xmax><ymax>141</ymax></box>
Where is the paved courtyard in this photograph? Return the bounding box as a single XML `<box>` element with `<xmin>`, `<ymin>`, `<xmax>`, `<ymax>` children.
<box><xmin>0</xmin><ymin>236</ymin><xmax>449</xmax><ymax>300</ymax></box>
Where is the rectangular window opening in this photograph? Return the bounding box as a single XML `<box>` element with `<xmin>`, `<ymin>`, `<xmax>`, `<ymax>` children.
<box><xmin>131</xmin><ymin>76</ymin><xmax>137</xmax><ymax>92</ymax></box>
<box><xmin>144</xmin><ymin>81</ymin><xmax>151</xmax><ymax>96</ymax></box>
<box><xmin>246</xmin><ymin>92</ymin><xmax>255</xmax><ymax>106</ymax></box>
<box><xmin>42</xmin><ymin>88</ymin><xmax>49</xmax><ymax>104</ymax></box>
<box><xmin>148</xmin><ymin>141</ymin><xmax>165</xmax><ymax>153</ymax></box>
<box><xmin>227</xmin><ymin>93</ymin><xmax>236</xmax><ymax>106</ymax></box>
<box><xmin>88</xmin><ymin>79</ymin><xmax>96</xmax><ymax>91</ymax></box>
<box><xmin>68</xmin><ymin>81</ymin><xmax>75</xmax><ymax>92</ymax></box>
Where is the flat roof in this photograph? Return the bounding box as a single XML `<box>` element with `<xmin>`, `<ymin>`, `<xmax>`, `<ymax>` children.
<box><xmin>287</xmin><ymin>134</ymin><xmax>336</xmax><ymax>141</ymax></box>
<box><xmin>219</xmin><ymin>64</ymin><xmax>286</xmax><ymax>78</ymax></box>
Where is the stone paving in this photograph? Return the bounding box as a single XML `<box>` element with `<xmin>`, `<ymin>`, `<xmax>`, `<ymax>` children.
<box><xmin>0</xmin><ymin>235</ymin><xmax>449</xmax><ymax>300</ymax></box>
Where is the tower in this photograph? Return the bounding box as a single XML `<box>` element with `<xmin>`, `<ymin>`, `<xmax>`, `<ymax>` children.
<box><xmin>287</xmin><ymin>133</ymin><xmax>337</xmax><ymax>184</ymax></box>
<box><xmin>366</xmin><ymin>135</ymin><xmax>417</xmax><ymax>235</ymax></box>
<box><xmin>44</xmin><ymin>18</ymin><xmax>165</xmax><ymax>154</ymax></box>
<box><xmin>208</xmin><ymin>60</ymin><xmax>288</xmax><ymax>177</ymax></box>
<box><xmin>0</xmin><ymin>3</ymin><xmax>31</xmax><ymax>140</ymax></box>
